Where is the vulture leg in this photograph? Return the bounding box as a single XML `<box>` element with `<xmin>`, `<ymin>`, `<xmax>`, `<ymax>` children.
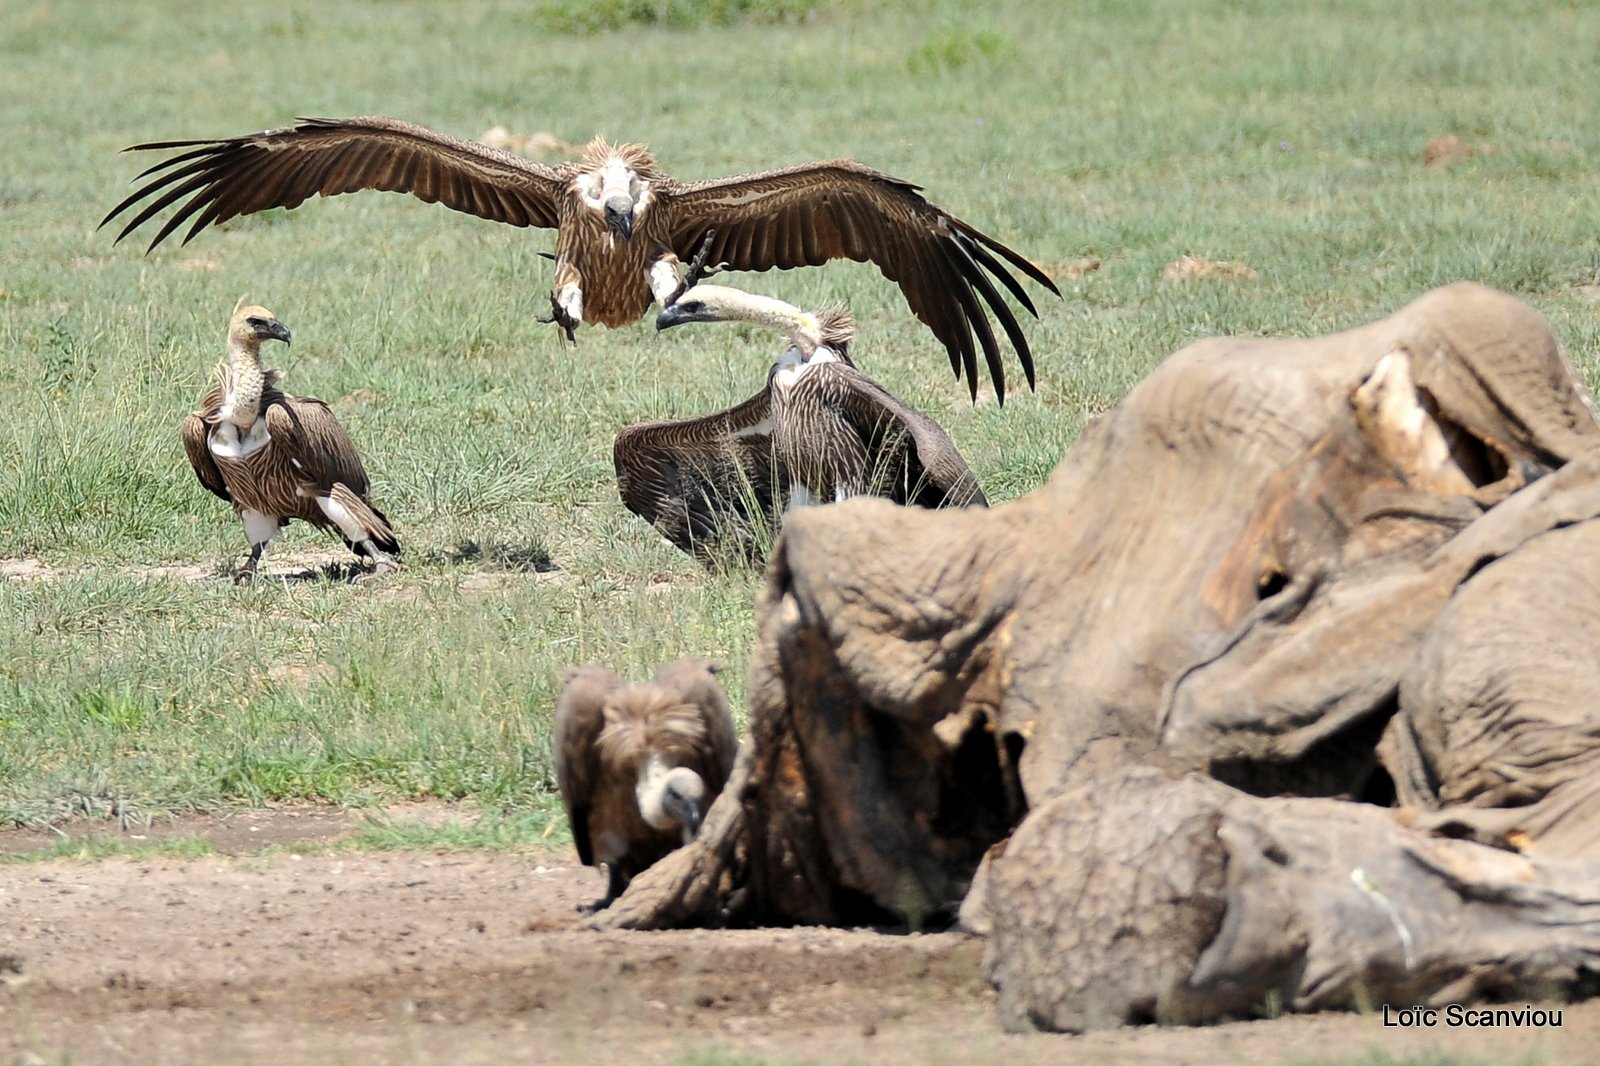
<box><xmin>234</xmin><ymin>542</ymin><xmax>266</xmax><ymax>585</ymax></box>
<box><xmin>662</xmin><ymin>229</ymin><xmax>728</xmax><ymax>308</ymax></box>
<box><xmin>353</xmin><ymin>541</ymin><xmax>401</xmax><ymax>583</ymax></box>
<box><xmin>233</xmin><ymin>508</ymin><xmax>281</xmax><ymax>584</ymax></box>
<box><xmin>577</xmin><ymin>865</ymin><xmax>629</xmax><ymax>914</ymax></box>
<box><xmin>537</xmin><ymin>291</ymin><xmax>580</xmax><ymax>344</ymax></box>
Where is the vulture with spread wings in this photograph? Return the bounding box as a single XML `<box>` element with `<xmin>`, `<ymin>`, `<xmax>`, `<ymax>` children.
<box><xmin>101</xmin><ymin>115</ymin><xmax>1060</xmax><ymax>401</ymax></box>
<box><xmin>615</xmin><ymin>284</ymin><xmax>987</xmax><ymax>566</ymax></box>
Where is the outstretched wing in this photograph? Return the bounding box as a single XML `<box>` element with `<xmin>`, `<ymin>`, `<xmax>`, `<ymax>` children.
<box><xmin>668</xmin><ymin>161</ymin><xmax>1060</xmax><ymax>403</ymax></box>
<box><xmin>554</xmin><ymin>665</ymin><xmax>626</xmax><ymax>868</ymax></box>
<box><xmin>613</xmin><ymin>386</ymin><xmax>787</xmax><ymax>567</ymax></box>
<box><xmin>807</xmin><ymin>362</ymin><xmax>989</xmax><ymax>509</ymax></box>
<box><xmin>102</xmin><ymin>115</ymin><xmax>569</xmax><ymax>251</ymax></box>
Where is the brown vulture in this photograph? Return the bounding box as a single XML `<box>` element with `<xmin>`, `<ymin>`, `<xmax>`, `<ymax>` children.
<box><xmin>183</xmin><ymin>305</ymin><xmax>400</xmax><ymax>582</ymax></box>
<box><xmin>554</xmin><ymin>657</ymin><xmax>738</xmax><ymax>912</ymax></box>
<box><xmin>614</xmin><ymin>283</ymin><xmax>987</xmax><ymax>565</ymax></box>
<box><xmin>101</xmin><ymin>116</ymin><xmax>1061</xmax><ymax>401</ymax></box>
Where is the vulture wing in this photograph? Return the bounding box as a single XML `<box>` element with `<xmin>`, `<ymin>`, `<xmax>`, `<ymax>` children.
<box><xmin>554</xmin><ymin>665</ymin><xmax>627</xmax><ymax>868</ymax></box>
<box><xmin>183</xmin><ymin>369</ymin><xmax>231</xmax><ymax>502</ymax></box>
<box><xmin>264</xmin><ymin>393</ymin><xmax>372</xmax><ymax>497</ymax></box>
<box><xmin>669</xmin><ymin>161</ymin><xmax>1061</xmax><ymax>403</ymax></box>
<box><xmin>102</xmin><ymin>116</ymin><xmax>569</xmax><ymax>251</ymax></box>
<box><xmin>613</xmin><ymin>386</ymin><xmax>786</xmax><ymax>567</ymax></box>
<box><xmin>811</xmin><ymin>362</ymin><xmax>989</xmax><ymax>509</ymax></box>
<box><xmin>181</xmin><ymin>411</ymin><xmax>231</xmax><ymax>504</ymax></box>
<box><xmin>265</xmin><ymin>393</ymin><xmax>400</xmax><ymax>553</ymax></box>
<box><xmin>650</xmin><ymin>657</ymin><xmax>738</xmax><ymax>793</ymax></box>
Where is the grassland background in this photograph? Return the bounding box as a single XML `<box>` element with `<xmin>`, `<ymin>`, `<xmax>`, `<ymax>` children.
<box><xmin>2</xmin><ymin>0</ymin><xmax>1597</xmax><ymax>832</ymax></box>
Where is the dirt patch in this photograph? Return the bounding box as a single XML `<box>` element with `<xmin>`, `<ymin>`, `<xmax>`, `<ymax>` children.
<box><xmin>0</xmin><ymin>803</ymin><xmax>448</xmax><ymax>857</ymax></box>
<box><xmin>1</xmin><ymin>809</ymin><xmax>1595</xmax><ymax>1065</ymax></box>
<box><xmin>1162</xmin><ymin>255</ymin><xmax>1259</xmax><ymax>282</ymax></box>
<box><xmin>0</xmin><ymin>550</ymin><xmax>354</xmax><ymax>585</ymax></box>
<box><xmin>1</xmin><ymin>548</ymin><xmax>566</xmax><ymax>590</ymax></box>
<box><xmin>1423</xmin><ymin>134</ymin><xmax>1490</xmax><ymax>168</ymax></box>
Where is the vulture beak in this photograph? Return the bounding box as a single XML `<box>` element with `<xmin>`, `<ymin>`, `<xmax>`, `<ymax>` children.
<box><xmin>659</xmin><ymin>776</ymin><xmax>706</xmax><ymax>842</ymax></box>
<box><xmin>655</xmin><ymin>299</ymin><xmax>713</xmax><ymax>332</ymax></box>
<box><xmin>604</xmin><ymin>196</ymin><xmax>635</xmax><ymax>240</ymax></box>
<box><xmin>672</xmin><ymin>795</ymin><xmax>705</xmax><ymax>844</ymax></box>
<box><xmin>266</xmin><ymin>320</ymin><xmax>292</xmax><ymax>346</ymax></box>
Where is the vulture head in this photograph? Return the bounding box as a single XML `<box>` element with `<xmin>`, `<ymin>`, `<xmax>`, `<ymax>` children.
<box><xmin>228</xmin><ymin>305</ymin><xmax>292</xmax><ymax>353</ymax></box>
<box><xmin>577</xmin><ymin>137</ymin><xmax>657</xmax><ymax>241</ymax></box>
<box><xmin>637</xmin><ymin>761</ymin><xmax>711</xmax><ymax>843</ymax></box>
<box><xmin>655</xmin><ymin>283</ymin><xmax>856</xmax><ymax>361</ymax></box>
<box><xmin>593</xmin><ymin>676</ymin><xmax>724</xmax><ymax>841</ymax></box>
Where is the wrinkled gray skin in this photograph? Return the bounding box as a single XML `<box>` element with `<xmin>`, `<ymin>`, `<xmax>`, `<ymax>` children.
<box><xmin>591</xmin><ymin>283</ymin><xmax>1600</xmax><ymax>1029</ymax></box>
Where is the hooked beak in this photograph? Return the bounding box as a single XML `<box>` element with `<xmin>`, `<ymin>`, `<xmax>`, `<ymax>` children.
<box><xmin>674</xmin><ymin>796</ymin><xmax>705</xmax><ymax>844</ymax></box>
<box><xmin>655</xmin><ymin>297</ymin><xmax>718</xmax><ymax>332</ymax></box>
<box><xmin>266</xmin><ymin>321</ymin><xmax>292</xmax><ymax>346</ymax></box>
<box><xmin>604</xmin><ymin>196</ymin><xmax>634</xmax><ymax>240</ymax></box>
<box><xmin>659</xmin><ymin>783</ymin><xmax>706</xmax><ymax>842</ymax></box>
<box><xmin>654</xmin><ymin>304</ymin><xmax>692</xmax><ymax>332</ymax></box>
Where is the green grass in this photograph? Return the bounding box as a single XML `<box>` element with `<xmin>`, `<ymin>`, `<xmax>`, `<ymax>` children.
<box><xmin>3</xmin><ymin>0</ymin><xmax>1600</xmax><ymax>832</ymax></box>
<box><xmin>0</xmin><ymin>834</ymin><xmax>218</xmax><ymax>865</ymax></box>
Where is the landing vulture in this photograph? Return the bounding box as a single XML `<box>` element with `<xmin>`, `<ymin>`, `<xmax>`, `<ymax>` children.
<box><xmin>101</xmin><ymin>116</ymin><xmax>1060</xmax><ymax>401</ymax></box>
<box><xmin>614</xmin><ymin>284</ymin><xmax>987</xmax><ymax>565</ymax></box>
<box><xmin>184</xmin><ymin>305</ymin><xmax>400</xmax><ymax>582</ymax></box>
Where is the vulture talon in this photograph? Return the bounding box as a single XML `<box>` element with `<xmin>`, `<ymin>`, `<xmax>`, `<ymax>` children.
<box><xmin>665</xmin><ymin>229</ymin><xmax>727</xmax><ymax>308</ymax></box>
<box><xmin>536</xmin><ymin>296</ymin><xmax>579</xmax><ymax>344</ymax></box>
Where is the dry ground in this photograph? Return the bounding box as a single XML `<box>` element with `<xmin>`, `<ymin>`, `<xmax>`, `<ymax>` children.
<box><xmin>1</xmin><ymin>808</ymin><xmax>1595</xmax><ymax>1066</ymax></box>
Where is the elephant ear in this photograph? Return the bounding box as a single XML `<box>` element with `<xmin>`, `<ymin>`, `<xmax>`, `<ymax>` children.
<box><xmin>1390</xmin><ymin>512</ymin><xmax>1600</xmax><ymax>859</ymax></box>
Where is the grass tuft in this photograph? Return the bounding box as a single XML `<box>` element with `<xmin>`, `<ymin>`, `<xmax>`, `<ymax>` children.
<box><xmin>523</xmin><ymin>0</ymin><xmax>832</xmax><ymax>35</ymax></box>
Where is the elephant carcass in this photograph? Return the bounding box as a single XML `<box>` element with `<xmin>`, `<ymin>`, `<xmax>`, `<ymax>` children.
<box><xmin>590</xmin><ymin>282</ymin><xmax>1600</xmax><ymax>932</ymax></box>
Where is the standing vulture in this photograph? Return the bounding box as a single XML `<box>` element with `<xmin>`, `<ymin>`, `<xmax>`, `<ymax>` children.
<box><xmin>554</xmin><ymin>658</ymin><xmax>738</xmax><ymax>912</ymax></box>
<box><xmin>614</xmin><ymin>284</ymin><xmax>987</xmax><ymax>565</ymax></box>
<box><xmin>184</xmin><ymin>305</ymin><xmax>400</xmax><ymax>582</ymax></box>
<box><xmin>100</xmin><ymin>116</ymin><xmax>1061</xmax><ymax>401</ymax></box>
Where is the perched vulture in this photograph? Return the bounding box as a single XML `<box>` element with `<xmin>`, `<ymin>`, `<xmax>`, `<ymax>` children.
<box><xmin>554</xmin><ymin>658</ymin><xmax>738</xmax><ymax>911</ymax></box>
<box><xmin>614</xmin><ymin>283</ymin><xmax>988</xmax><ymax>565</ymax></box>
<box><xmin>100</xmin><ymin>115</ymin><xmax>1061</xmax><ymax>401</ymax></box>
<box><xmin>183</xmin><ymin>305</ymin><xmax>400</xmax><ymax>582</ymax></box>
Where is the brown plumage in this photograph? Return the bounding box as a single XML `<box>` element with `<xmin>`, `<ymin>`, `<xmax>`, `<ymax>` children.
<box><xmin>616</xmin><ymin>284</ymin><xmax>987</xmax><ymax>565</ymax></box>
<box><xmin>100</xmin><ymin>115</ymin><xmax>1061</xmax><ymax>401</ymax></box>
<box><xmin>554</xmin><ymin>658</ymin><xmax>738</xmax><ymax>911</ymax></box>
<box><xmin>185</xmin><ymin>306</ymin><xmax>400</xmax><ymax>582</ymax></box>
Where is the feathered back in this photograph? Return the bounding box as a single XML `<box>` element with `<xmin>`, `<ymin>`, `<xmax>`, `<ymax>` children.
<box><xmin>814</xmin><ymin>304</ymin><xmax>855</xmax><ymax>355</ymax></box>
<box><xmin>596</xmin><ymin>687</ymin><xmax>715</xmax><ymax>773</ymax></box>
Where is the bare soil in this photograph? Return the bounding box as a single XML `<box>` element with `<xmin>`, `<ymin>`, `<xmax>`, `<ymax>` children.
<box><xmin>1</xmin><ymin>807</ymin><xmax>1594</xmax><ymax>1065</ymax></box>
